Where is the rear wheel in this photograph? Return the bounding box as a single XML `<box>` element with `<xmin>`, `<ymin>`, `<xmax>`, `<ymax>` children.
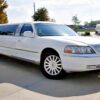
<box><xmin>41</xmin><ymin>52</ymin><xmax>66</xmax><ymax>79</ymax></box>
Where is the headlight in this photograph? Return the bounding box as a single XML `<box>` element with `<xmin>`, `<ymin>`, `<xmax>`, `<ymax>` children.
<box><xmin>64</xmin><ymin>45</ymin><xmax>95</xmax><ymax>54</ymax></box>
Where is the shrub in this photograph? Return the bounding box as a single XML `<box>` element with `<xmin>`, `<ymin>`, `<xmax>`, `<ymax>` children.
<box><xmin>85</xmin><ymin>32</ymin><xmax>90</xmax><ymax>36</ymax></box>
<box><xmin>81</xmin><ymin>32</ymin><xmax>90</xmax><ymax>36</ymax></box>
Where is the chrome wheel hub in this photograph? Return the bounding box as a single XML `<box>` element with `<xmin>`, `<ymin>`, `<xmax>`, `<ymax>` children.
<box><xmin>44</xmin><ymin>55</ymin><xmax>62</xmax><ymax>75</ymax></box>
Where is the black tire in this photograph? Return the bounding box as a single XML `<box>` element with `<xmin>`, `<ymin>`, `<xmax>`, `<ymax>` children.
<box><xmin>40</xmin><ymin>52</ymin><xmax>66</xmax><ymax>79</ymax></box>
<box><xmin>95</xmin><ymin>31</ymin><xmax>98</xmax><ymax>35</ymax></box>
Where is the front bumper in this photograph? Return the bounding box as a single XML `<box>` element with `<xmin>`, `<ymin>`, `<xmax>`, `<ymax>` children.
<box><xmin>61</xmin><ymin>54</ymin><xmax>100</xmax><ymax>72</ymax></box>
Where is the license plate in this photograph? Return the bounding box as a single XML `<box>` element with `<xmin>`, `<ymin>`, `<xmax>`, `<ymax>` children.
<box><xmin>87</xmin><ymin>65</ymin><xmax>96</xmax><ymax>69</ymax></box>
<box><xmin>87</xmin><ymin>65</ymin><xmax>100</xmax><ymax>69</ymax></box>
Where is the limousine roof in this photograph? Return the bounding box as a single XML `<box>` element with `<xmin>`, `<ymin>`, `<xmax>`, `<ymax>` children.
<box><xmin>0</xmin><ymin>21</ymin><xmax>58</xmax><ymax>26</ymax></box>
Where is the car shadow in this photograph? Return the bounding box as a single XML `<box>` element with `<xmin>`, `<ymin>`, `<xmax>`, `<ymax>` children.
<box><xmin>0</xmin><ymin>55</ymin><xmax>100</xmax><ymax>98</ymax></box>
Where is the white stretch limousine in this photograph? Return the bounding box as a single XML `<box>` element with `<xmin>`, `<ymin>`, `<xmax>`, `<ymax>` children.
<box><xmin>0</xmin><ymin>22</ymin><xmax>100</xmax><ymax>79</ymax></box>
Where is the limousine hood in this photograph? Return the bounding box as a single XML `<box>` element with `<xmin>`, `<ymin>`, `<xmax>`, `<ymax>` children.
<box><xmin>42</xmin><ymin>36</ymin><xmax>100</xmax><ymax>45</ymax></box>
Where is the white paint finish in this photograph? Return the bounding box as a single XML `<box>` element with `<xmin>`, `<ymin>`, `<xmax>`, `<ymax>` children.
<box><xmin>0</xmin><ymin>36</ymin><xmax>17</xmax><ymax>48</ymax></box>
<box><xmin>61</xmin><ymin>54</ymin><xmax>100</xmax><ymax>72</ymax></box>
<box><xmin>0</xmin><ymin>22</ymin><xmax>100</xmax><ymax>73</ymax></box>
<box><xmin>15</xmin><ymin>36</ymin><xmax>40</xmax><ymax>62</ymax></box>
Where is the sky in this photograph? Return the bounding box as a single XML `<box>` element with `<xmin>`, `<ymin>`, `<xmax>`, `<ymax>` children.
<box><xmin>7</xmin><ymin>0</ymin><xmax>100</xmax><ymax>24</ymax></box>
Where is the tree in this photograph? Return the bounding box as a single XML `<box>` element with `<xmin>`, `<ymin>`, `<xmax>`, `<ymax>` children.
<box><xmin>72</xmin><ymin>15</ymin><xmax>80</xmax><ymax>26</ymax></box>
<box><xmin>89</xmin><ymin>20</ymin><xmax>100</xmax><ymax>26</ymax></box>
<box><xmin>0</xmin><ymin>0</ymin><xmax>8</xmax><ymax>24</ymax></box>
<box><xmin>84</xmin><ymin>21</ymin><xmax>89</xmax><ymax>26</ymax></box>
<box><xmin>72</xmin><ymin>15</ymin><xmax>80</xmax><ymax>31</ymax></box>
<box><xmin>50</xmin><ymin>18</ymin><xmax>56</xmax><ymax>22</ymax></box>
<box><xmin>32</xmin><ymin>7</ymin><xmax>50</xmax><ymax>21</ymax></box>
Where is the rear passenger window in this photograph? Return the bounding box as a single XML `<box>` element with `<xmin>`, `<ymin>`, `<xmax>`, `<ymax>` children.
<box><xmin>0</xmin><ymin>25</ymin><xmax>18</xmax><ymax>36</ymax></box>
<box><xmin>20</xmin><ymin>24</ymin><xmax>33</xmax><ymax>36</ymax></box>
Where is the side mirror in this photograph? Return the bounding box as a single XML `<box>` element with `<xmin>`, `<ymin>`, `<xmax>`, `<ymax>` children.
<box><xmin>23</xmin><ymin>31</ymin><xmax>34</xmax><ymax>38</ymax></box>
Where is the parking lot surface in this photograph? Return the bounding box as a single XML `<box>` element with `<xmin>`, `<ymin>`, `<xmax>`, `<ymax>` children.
<box><xmin>0</xmin><ymin>33</ymin><xmax>100</xmax><ymax>98</ymax></box>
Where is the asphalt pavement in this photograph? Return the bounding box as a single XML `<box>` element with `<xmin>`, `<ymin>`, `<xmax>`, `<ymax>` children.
<box><xmin>0</xmin><ymin>33</ymin><xmax>100</xmax><ymax>98</ymax></box>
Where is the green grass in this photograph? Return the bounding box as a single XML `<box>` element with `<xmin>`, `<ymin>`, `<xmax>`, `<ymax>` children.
<box><xmin>77</xmin><ymin>29</ymin><xmax>95</xmax><ymax>32</ymax></box>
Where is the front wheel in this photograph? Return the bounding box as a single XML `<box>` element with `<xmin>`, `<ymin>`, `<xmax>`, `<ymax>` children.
<box><xmin>41</xmin><ymin>53</ymin><xmax>66</xmax><ymax>79</ymax></box>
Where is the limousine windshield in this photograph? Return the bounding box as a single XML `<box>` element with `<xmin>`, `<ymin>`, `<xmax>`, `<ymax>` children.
<box><xmin>34</xmin><ymin>23</ymin><xmax>78</xmax><ymax>36</ymax></box>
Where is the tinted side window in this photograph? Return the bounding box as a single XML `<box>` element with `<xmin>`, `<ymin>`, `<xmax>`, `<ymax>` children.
<box><xmin>0</xmin><ymin>25</ymin><xmax>18</xmax><ymax>36</ymax></box>
<box><xmin>34</xmin><ymin>23</ymin><xmax>77</xmax><ymax>36</ymax></box>
<box><xmin>20</xmin><ymin>24</ymin><xmax>33</xmax><ymax>36</ymax></box>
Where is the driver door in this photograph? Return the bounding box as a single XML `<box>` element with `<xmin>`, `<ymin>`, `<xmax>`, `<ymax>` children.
<box><xmin>15</xmin><ymin>24</ymin><xmax>39</xmax><ymax>62</ymax></box>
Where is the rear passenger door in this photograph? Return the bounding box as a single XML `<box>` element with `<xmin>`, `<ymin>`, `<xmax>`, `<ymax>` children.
<box><xmin>0</xmin><ymin>24</ymin><xmax>19</xmax><ymax>55</ymax></box>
